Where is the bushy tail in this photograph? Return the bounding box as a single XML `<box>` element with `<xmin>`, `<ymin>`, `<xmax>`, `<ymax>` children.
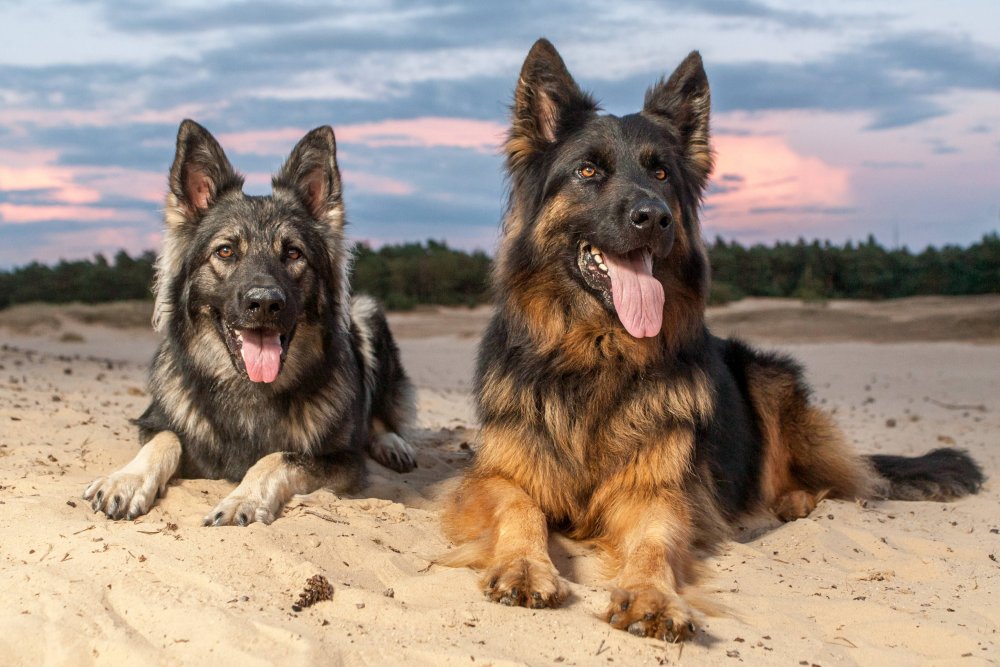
<box><xmin>868</xmin><ymin>448</ymin><xmax>984</xmax><ymax>501</ymax></box>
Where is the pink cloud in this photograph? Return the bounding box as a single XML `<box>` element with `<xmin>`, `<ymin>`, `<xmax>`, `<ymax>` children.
<box><xmin>0</xmin><ymin>150</ymin><xmax>99</xmax><ymax>205</ymax></box>
<box><xmin>216</xmin><ymin>129</ymin><xmax>307</xmax><ymax>156</ymax></box>
<box><xmin>0</xmin><ymin>203</ymin><xmax>137</xmax><ymax>224</ymax></box>
<box><xmin>219</xmin><ymin>117</ymin><xmax>507</xmax><ymax>156</ymax></box>
<box><xmin>77</xmin><ymin>168</ymin><xmax>165</xmax><ymax>204</ymax></box>
<box><xmin>0</xmin><ymin>103</ymin><xmax>227</xmax><ymax>130</ymax></box>
<box><xmin>341</xmin><ymin>169</ymin><xmax>415</xmax><ymax>196</ymax></box>
<box><xmin>703</xmin><ymin>134</ymin><xmax>853</xmax><ymax>234</ymax></box>
<box><xmin>48</xmin><ymin>226</ymin><xmax>149</xmax><ymax>250</ymax></box>
<box><xmin>0</xmin><ymin>154</ymin><xmax>165</xmax><ymax>205</ymax></box>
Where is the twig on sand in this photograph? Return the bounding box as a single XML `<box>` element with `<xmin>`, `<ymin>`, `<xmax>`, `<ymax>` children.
<box><xmin>927</xmin><ymin>398</ymin><xmax>987</xmax><ymax>412</ymax></box>
<box><xmin>302</xmin><ymin>509</ymin><xmax>349</xmax><ymax>525</ymax></box>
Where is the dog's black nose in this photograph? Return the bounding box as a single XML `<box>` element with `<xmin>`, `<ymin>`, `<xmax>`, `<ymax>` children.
<box><xmin>630</xmin><ymin>200</ymin><xmax>672</xmax><ymax>230</ymax></box>
<box><xmin>242</xmin><ymin>286</ymin><xmax>286</xmax><ymax>316</ymax></box>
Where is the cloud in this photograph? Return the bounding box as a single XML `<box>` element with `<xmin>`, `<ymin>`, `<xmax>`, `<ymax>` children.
<box><xmin>0</xmin><ymin>203</ymin><xmax>139</xmax><ymax>225</ymax></box>
<box><xmin>702</xmin><ymin>134</ymin><xmax>853</xmax><ymax>233</ymax></box>
<box><xmin>861</xmin><ymin>160</ymin><xmax>924</xmax><ymax>169</ymax></box>
<box><xmin>663</xmin><ymin>0</ymin><xmax>841</xmax><ymax>29</ymax></box>
<box><xmin>708</xmin><ymin>31</ymin><xmax>1000</xmax><ymax>130</ymax></box>
<box><xmin>748</xmin><ymin>205</ymin><xmax>856</xmax><ymax>216</ymax></box>
<box><xmin>218</xmin><ymin>117</ymin><xmax>506</xmax><ymax>155</ymax></box>
<box><xmin>337</xmin><ymin>118</ymin><xmax>505</xmax><ymax>152</ymax></box>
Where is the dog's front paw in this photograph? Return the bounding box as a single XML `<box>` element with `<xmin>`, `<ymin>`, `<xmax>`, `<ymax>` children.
<box><xmin>83</xmin><ymin>472</ymin><xmax>159</xmax><ymax>520</ymax></box>
<box><xmin>204</xmin><ymin>493</ymin><xmax>276</xmax><ymax>527</ymax></box>
<box><xmin>606</xmin><ymin>586</ymin><xmax>696</xmax><ymax>642</ymax></box>
<box><xmin>370</xmin><ymin>432</ymin><xmax>417</xmax><ymax>473</ymax></box>
<box><xmin>482</xmin><ymin>557</ymin><xmax>567</xmax><ymax>609</ymax></box>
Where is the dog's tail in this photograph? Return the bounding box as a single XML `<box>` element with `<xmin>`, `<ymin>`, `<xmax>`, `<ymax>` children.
<box><xmin>868</xmin><ymin>448</ymin><xmax>984</xmax><ymax>501</ymax></box>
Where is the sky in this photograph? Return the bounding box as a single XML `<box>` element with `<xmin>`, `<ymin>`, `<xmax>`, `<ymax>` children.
<box><xmin>1</xmin><ymin>0</ymin><xmax>999</xmax><ymax>267</ymax></box>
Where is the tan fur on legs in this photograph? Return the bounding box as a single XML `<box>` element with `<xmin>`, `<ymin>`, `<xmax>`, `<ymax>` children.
<box><xmin>441</xmin><ymin>475</ymin><xmax>567</xmax><ymax>608</ymax></box>
<box><xmin>774</xmin><ymin>488</ymin><xmax>828</xmax><ymax>521</ymax></box>
<box><xmin>84</xmin><ymin>431</ymin><xmax>182</xmax><ymax>520</ymax></box>
<box><xmin>594</xmin><ymin>489</ymin><xmax>698</xmax><ymax>642</ymax></box>
<box><xmin>747</xmin><ymin>362</ymin><xmax>880</xmax><ymax>520</ymax></box>
<box><xmin>204</xmin><ymin>451</ymin><xmax>359</xmax><ymax>526</ymax></box>
<box><xmin>205</xmin><ymin>452</ymin><xmax>307</xmax><ymax>526</ymax></box>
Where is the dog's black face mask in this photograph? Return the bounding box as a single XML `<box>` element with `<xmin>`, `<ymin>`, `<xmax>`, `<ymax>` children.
<box><xmin>165</xmin><ymin>120</ymin><xmax>344</xmax><ymax>383</ymax></box>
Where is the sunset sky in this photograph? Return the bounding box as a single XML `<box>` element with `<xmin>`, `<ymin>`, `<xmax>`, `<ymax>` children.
<box><xmin>1</xmin><ymin>0</ymin><xmax>998</xmax><ymax>267</ymax></box>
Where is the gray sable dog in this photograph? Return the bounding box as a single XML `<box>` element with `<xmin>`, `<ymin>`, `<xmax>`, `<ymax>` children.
<box><xmin>84</xmin><ymin>120</ymin><xmax>416</xmax><ymax>526</ymax></box>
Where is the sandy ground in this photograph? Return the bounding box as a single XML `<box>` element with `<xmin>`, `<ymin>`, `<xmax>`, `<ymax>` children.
<box><xmin>0</xmin><ymin>297</ymin><xmax>997</xmax><ymax>666</ymax></box>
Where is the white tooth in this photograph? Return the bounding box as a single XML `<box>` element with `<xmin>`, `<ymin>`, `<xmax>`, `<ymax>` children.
<box><xmin>592</xmin><ymin>253</ymin><xmax>604</xmax><ymax>263</ymax></box>
<box><xmin>598</xmin><ymin>263</ymin><xmax>608</xmax><ymax>272</ymax></box>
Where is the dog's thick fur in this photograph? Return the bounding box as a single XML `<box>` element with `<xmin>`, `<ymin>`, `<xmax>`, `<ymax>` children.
<box><xmin>442</xmin><ymin>39</ymin><xmax>984</xmax><ymax>642</ymax></box>
<box><xmin>85</xmin><ymin>120</ymin><xmax>416</xmax><ymax>526</ymax></box>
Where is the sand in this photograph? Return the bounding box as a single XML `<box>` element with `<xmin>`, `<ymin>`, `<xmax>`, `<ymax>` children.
<box><xmin>0</xmin><ymin>297</ymin><xmax>997</xmax><ymax>666</ymax></box>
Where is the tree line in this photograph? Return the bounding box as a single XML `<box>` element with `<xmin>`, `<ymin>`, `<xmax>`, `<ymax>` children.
<box><xmin>707</xmin><ymin>233</ymin><xmax>1000</xmax><ymax>303</ymax></box>
<box><xmin>0</xmin><ymin>234</ymin><xmax>997</xmax><ymax>311</ymax></box>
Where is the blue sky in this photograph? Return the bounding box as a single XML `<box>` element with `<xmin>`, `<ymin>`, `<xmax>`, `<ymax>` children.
<box><xmin>1</xmin><ymin>0</ymin><xmax>998</xmax><ymax>267</ymax></box>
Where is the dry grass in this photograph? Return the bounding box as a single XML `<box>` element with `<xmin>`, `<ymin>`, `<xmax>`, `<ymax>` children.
<box><xmin>0</xmin><ymin>301</ymin><xmax>153</xmax><ymax>333</ymax></box>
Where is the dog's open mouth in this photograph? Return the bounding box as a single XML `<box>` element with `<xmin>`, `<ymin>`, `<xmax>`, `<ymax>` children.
<box><xmin>222</xmin><ymin>323</ymin><xmax>293</xmax><ymax>384</ymax></box>
<box><xmin>577</xmin><ymin>240</ymin><xmax>664</xmax><ymax>339</ymax></box>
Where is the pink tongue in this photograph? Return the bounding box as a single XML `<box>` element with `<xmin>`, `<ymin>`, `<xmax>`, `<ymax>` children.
<box><xmin>239</xmin><ymin>329</ymin><xmax>282</xmax><ymax>383</ymax></box>
<box><xmin>603</xmin><ymin>249</ymin><xmax>664</xmax><ymax>338</ymax></box>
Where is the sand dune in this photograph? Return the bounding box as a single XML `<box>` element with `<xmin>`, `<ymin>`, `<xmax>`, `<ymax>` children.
<box><xmin>0</xmin><ymin>298</ymin><xmax>997</xmax><ymax>665</ymax></box>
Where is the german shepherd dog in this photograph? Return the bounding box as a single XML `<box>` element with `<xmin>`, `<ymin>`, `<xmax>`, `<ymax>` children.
<box><xmin>443</xmin><ymin>39</ymin><xmax>984</xmax><ymax>642</ymax></box>
<box><xmin>84</xmin><ymin>120</ymin><xmax>416</xmax><ymax>526</ymax></box>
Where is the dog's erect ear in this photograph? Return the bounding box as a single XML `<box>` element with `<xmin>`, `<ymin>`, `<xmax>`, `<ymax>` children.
<box><xmin>168</xmin><ymin>120</ymin><xmax>243</xmax><ymax>220</ymax></box>
<box><xmin>507</xmin><ymin>38</ymin><xmax>597</xmax><ymax>167</ymax></box>
<box><xmin>274</xmin><ymin>126</ymin><xmax>342</xmax><ymax>224</ymax></box>
<box><xmin>643</xmin><ymin>51</ymin><xmax>713</xmax><ymax>187</ymax></box>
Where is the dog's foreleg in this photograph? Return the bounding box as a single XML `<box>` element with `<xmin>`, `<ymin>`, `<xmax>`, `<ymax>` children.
<box><xmin>442</xmin><ymin>475</ymin><xmax>567</xmax><ymax>608</ymax></box>
<box><xmin>204</xmin><ymin>450</ymin><xmax>365</xmax><ymax>526</ymax></box>
<box><xmin>590</xmin><ymin>428</ymin><xmax>699</xmax><ymax>642</ymax></box>
<box><xmin>599</xmin><ymin>490</ymin><xmax>698</xmax><ymax>642</ymax></box>
<box><xmin>83</xmin><ymin>431</ymin><xmax>182</xmax><ymax>520</ymax></box>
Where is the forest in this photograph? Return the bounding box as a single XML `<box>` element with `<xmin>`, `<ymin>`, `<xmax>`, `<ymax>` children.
<box><xmin>0</xmin><ymin>234</ymin><xmax>997</xmax><ymax>310</ymax></box>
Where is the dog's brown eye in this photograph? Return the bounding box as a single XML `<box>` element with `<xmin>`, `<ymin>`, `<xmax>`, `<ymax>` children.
<box><xmin>578</xmin><ymin>164</ymin><xmax>597</xmax><ymax>179</ymax></box>
<box><xmin>286</xmin><ymin>247</ymin><xmax>302</xmax><ymax>261</ymax></box>
<box><xmin>216</xmin><ymin>245</ymin><xmax>235</xmax><ymax>259</ymax></box>
<box><xmin>654</xmin><ymin>168</ymin><xmax>668</xmax><ymax>181</ymax></box>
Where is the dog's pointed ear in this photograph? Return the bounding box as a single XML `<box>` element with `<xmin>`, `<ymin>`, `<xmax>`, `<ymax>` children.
<box><xmin>168</xmin><ymin>119</ymin><xmax>243</xmax><ymax>221</ymax></box>
<box><xmin>274</xmin><ymin>126</ymin><xmax>342</xmax><ymax>224</ymax></box>
<box><xmin>507</xmin><ymin>38</ymin><xmax>596</xmax><ymax>167</ymax></box>
<box><xmin>643</xmin><ymin>51</ymin><xmax>714</xmax><ymax>187</ymax></box>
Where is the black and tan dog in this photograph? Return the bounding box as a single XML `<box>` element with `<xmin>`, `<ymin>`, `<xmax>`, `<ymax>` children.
<box><xmin>443</xmin><ymin>39</ymin><xmax>983</xmax><ymax>642</ymax></box>
<box><xmin>85</xmin><ymin>120</ymin><xmax>415</xmax><ymax>526</ymax></box>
